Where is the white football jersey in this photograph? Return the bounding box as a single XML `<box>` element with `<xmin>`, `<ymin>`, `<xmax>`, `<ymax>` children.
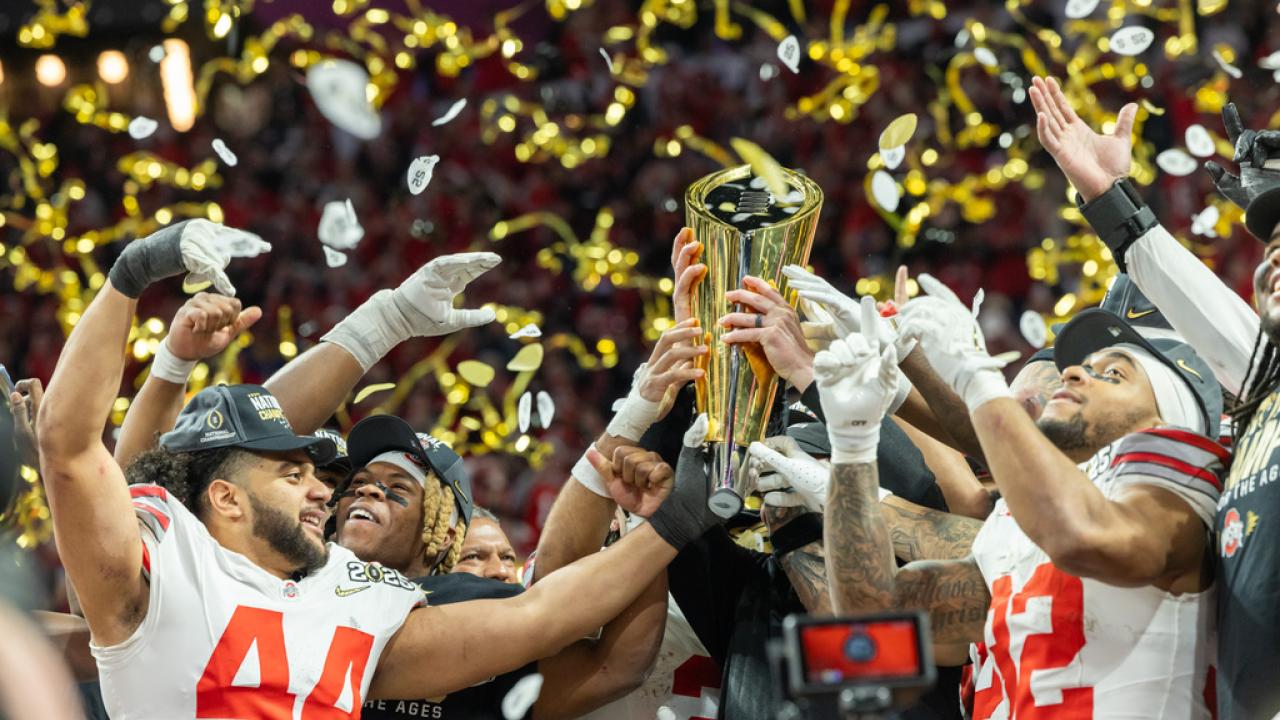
<box><xmin>970</xmin><ymin>427</ymin><xmax>1226</xmax><ymax>719</ymax></box>
<box><xmin>91</xmin><ymin>484</ymin><xmax>425</xmax><ymax>719</ymax></box>
<box><xmin>578</xmin><ymin>595</ymin><xmax>720</xmax><ymax>720</ymax></box>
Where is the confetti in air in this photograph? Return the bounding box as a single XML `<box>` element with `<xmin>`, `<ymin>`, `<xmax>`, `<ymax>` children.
<box><xmin>128</xmin><ymin>116</ymin><xmax>158</xmax><ymax>139</ymax></box>
<box><xmin>211</xmin><ymin>138</ymin><xmax>238</xmax><ymax>166</ymax></box>
<box><xmin>502</xmin><ymin>673</ymin><xmax>544</xmax><ymax>720</ymax></box>
<box><xmin>432</xmin><ymin>98</ymin><xmax>468</xmax><ymax>127</ymax></box>
<box><xmin>407</xmin><ymin>155</ymin><xmax>440</xmax><ymax>196</ymax></box>
<box><xmin>323</xmin><ymin>246</ymin><xmax>348</xmax><ymax>268</ymax></box>
<box><xmin>536</xmin><ymin>391</ymin><xmax>554</xmax><ymax>427</ymax></box>
<box><xmin>1109</xmin><ymin>27</ymin><xmax>1155</xmax><ymax>56</ymax></box>
<box><xmin>353</xmin><ymin>383</ymin><xmax>396</xmax><ymax>404</ymax></box>
<box><xmin>777</xmin><ymin>35</ymin><xmax>801</xmax><ymax>73</ymax></box>
<box><xmin>599</xmin><ymin>48</ymin><xmax>615</xmax><ymax>74</ymax></box>
<box><xmin>1156</xmin><ymin>148</ymin><xmax>1197</xmax><ymax>176</ymax></box>
<box><xmin>1019</xmin><ymin>310</ymin><xmax>1047</xmax><ymax>349</ymax></box>
<box><xmin>518</xmin><ymin>391</ymin><xmax>532</xmax><ymax>433</ymax></box>
<box><xmin>509</xmin><ymin>323</ymin><xmax>542</xmax><ymax>339</ymax></box>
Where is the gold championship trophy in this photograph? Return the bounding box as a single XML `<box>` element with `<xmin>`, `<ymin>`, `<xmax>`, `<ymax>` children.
<box><xmin>685</xmin><ymin>165</ymin><xmax>823</xmax><ymax>517</ymax></box>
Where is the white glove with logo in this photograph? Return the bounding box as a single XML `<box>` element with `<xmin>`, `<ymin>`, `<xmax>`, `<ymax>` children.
<box><xmin>783</xmin><ymin>265</ymin><xmax>917</xmax><ymax>363</ymax></box>
<box><xmin>323</xmin><ymin>252</ymin><xmax>500</xmax><ymax>371</ymax></box>
<box><xmin>813</xmin><ymin>296</ymin><xmax>901</xmax><ymax>464</ymax></box>
<box><xmin>895</xmin><ymin>273</ymin><xmax>1010</xmax><ymax>412</ymax></box>
<box><xmin>747</xmin><ymin>436</ymin><xmax>831</xmax><ymax>512</ymax></box>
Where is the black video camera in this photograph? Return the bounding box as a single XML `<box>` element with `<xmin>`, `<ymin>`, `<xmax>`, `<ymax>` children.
<box><xmin>772</xmin><ymin>611</ymin><xmax>936</xmax><ymax>719</ymax></box>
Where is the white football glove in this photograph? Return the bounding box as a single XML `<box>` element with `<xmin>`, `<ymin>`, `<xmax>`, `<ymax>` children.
<box><xmin>747</xmin><ymin>436</ymin><xmax>830</xmax><ymax>513</ymax></box>
<box><xmin>322</xmin><ymin>252</ymin><xmax>500</xmax><ymax>371</ymax></box>
<box><xmin>896</xmin><ymin>273</ymin><xmax>1010</xmax><ymax>412</ymax></box>
<box><xmin>813</xmin><ymin>296</ymin><xmax>901</xmax><ymax>464</ymax></box>
<box><xmin>783</xmin><ymin>265</ymin><xmax>916</xmax><ymax>363</ymax></box>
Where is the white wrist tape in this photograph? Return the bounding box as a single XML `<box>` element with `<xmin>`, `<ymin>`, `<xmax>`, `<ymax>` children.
<box><xmin>878</xmin><ymin>486</ymin><xmax>893</xmax><ymax>501</ymax></box>
<box><xmin>605</xmin><ymin>363</ymin><xmax>661</xmax><ymax>441</ymax></box>
<box><xmin>571</xmin><ymin>449</ymin><xmax>610</xmax><ymax>498</ymax></box>
<box><xmin>321</xmin><ymin>290</ymin><xmax>413</xmax><ymax>372</ymax></box>
<box><xmin>149</xmin><ymin>338</ymin><xmax>197</xmax><ymax>385</ymax></box>
<box><xmin>960</xmin><ymin>370</ymin><xmax>1012</xmax><ymax>413</ymax></box>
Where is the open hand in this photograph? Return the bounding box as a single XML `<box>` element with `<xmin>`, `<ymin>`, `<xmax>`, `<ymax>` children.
<box><xmin>1029</xmin><ymin>76</ymin><xmax>1136</xmax><ymax>202</ymax></box>
<box><xmin>393</xmin><ymin>252</ymin><xmax>501</xmax><ymax>335</ymax></box>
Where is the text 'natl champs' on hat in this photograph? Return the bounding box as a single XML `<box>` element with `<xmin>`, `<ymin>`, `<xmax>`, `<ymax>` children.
<box><xmin>1053</xmin><ymin>309</ymin><xmax>1222</xmax><ymax>437</ymax></box>
<box><xmin>161</xmin><ymin>384</ymin><xmax>336</xmax><ymax>465</ymax></box>
<box><xmin>313</xmin><ymin>428</ymin><xmax>350</xmax><ymax>473</ymax></box>
<box><xmin>346</xmin><ymin>415</ymin><xmax>473</xmax><ymax>526</ymax></box>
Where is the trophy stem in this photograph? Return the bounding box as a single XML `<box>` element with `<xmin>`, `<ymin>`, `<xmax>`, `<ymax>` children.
<box><xmin>706</xmin><ymin>230</ymin><xmax>754</xmax><ymax>520</ymax></box>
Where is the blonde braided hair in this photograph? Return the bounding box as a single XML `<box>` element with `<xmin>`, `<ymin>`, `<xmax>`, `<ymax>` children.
<box><xmin>420</xmin><ymin>476</ymin><xmax>466</xmax><ymax>575</ymax></box>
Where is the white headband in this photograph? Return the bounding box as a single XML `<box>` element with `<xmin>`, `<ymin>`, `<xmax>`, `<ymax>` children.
<box><xmin>368</xmin><ymin>451</ymin><xmax>429</xmax><ymax>487</ymax></box>
<box><xmin>1113</xmin><ymin>344</ymin><xmax>1203</xmax><ymax>434</ymax></box>
<box><xmin>366</xmin><ymin>452</ymin><xmax>459</xmax><ymax>526</ymax></box>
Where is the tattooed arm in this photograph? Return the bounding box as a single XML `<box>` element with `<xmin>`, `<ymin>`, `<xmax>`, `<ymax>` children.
<box><xmin>826</xmin><ymin>461</ymin><xmax>989</xmax><ymax>644</ymax></box>
<box><xmin>880</xmin><ymin>496</ymin><xmax>983</xmax><ymax>562</ymax></box>
<box><xmin>762</xmin><ymin>503</ymin><xmax>832</xmax><ymax>615</ymax></box>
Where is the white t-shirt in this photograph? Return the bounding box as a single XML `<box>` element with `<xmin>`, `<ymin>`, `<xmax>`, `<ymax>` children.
<box><xmin>969</xmin><ymin>427</ymin><xmax>1226</xmax><ymax>719</ymax></box>
<box><xmin>92</xmin><ymin>484</ymin><xmax>425</xmax><ymax>719</ymax></box>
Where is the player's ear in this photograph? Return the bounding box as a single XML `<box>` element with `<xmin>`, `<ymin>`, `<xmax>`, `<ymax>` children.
<box><xmin>206</xmin><ymin>478</ymin><xmax>246</xmax><ymax>520</ymax></box>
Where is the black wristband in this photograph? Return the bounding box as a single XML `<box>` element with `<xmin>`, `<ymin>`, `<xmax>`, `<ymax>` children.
<box><xmin>769</xmin><ymin>512</ymin><xmax>823</xmax><ymax>557</ymax></box>
<box><xmin>1076</xmin><ymin>178</ymin><xmax>1157</xmax><ymax>274</ymax></box>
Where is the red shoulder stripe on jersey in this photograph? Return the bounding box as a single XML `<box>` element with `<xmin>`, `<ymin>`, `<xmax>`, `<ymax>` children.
<box><xmin>140</xmin><ymin>542</ymin><xmax>150</xmax><ymax>576</ymax></box>
<box><xmin>1140</xmin><ymin>427</ymin><xmax>1231</xmax><ymax>463</ymax></box>
<box><xmin>133</xmin><ymin>500</ymin><xmax>171</xmax><ymax>530</ymax></box>
<box><xmin>1112</xmin><ymin>451</ymin><xmax>1224</xmax><ymax>492</ymax></box>
<box><xmin>129</xmin><ymin>485</ymin><xmax>171</xmax><ymax>501</ymax></box>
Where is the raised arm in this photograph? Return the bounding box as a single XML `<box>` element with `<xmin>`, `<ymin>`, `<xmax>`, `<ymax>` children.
<box><xmin>266</xmin><ymin>252</ymin><xmax>500</xmax><ymax>433</ymax></box>
<box><xmin>115</xmin><ymin>293</ymin><xmax>260</xmax><ymax>467</ymax></box>
<box><xmin>1030</xmin><ymin>75</ymin><xmax>1258</xmax><ymax>394</ymax></box>
<box><xmin>900</xmin><ymin>276</ymin><xmax>1214</xmax><ymax>589</ymax></box>
<box><xmin>39</xmin><ymin>220</ymin><xmax>245</xmax><ymax>646</ymax></box>
<box><xmin>813</xmin><ymin>296</ymin><xmax>990</xmax><ymax>643</ymax></box>
<box><xmin>371</xmin><ymin>415</ymin><xmax>722</xmax><ymax>701</ymax></box>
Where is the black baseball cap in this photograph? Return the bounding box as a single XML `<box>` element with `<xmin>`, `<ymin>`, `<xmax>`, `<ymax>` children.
<box><xmin>1053</xmin><ymin>309</ymin><xmax>1221</xmax><ymax>436</ymax></box>
<box><xmin>313</xmin><ymin>428</ymin><xmax>350</xmax><ymax>473</ymax></box>
<box><xmin>346</xmin><ymin>415</ymin><xmax>473</xmax><ymax>526</ymax></box>
<box><xmin>786</xmin><ymin>421</ymin><xmax>831</xmax><ymax>457</ymax></box>
<box><xmin>161</xmin><ymin>384</ymin><xmax>336</xmax><ymax>464</ymax></box>
<box><xmin>1099</xmin><ymin>274</ymin><xmax>1174</xmax><ymax>334</ymax></box>
<box><xmin>1049</xmin><ymin>274</ymin><xmax>1175</xmax><ymax>340</ymax></box>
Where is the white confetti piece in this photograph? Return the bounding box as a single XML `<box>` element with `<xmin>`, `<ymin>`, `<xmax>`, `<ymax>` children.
<box><xmin>323</xmin><ymin>246</ymin><xmax>348</xmax><ymax>268</ymax></box>
<box><xmin>1019</xmin><ymin>310</ymin><xmax>1047</xmax><ymax>349</ymax></box>
<box><xmin>1156</xmin><ymin>148</ymin><xmax>1197</xmax><ymax>176</ymax></box>
<box><xmin>881</xmin><ymin>145</ymin><xmax>905</xmax><ymax>170</ymax></box>
<box><xmin>1065</xmin><ymin>0</ymin><xmax>1100</xmax><ymax>19</ymax></box>
<box><xmin>407</xmin><ymin>154</ymin><xmax>440</xmax><ymax>196</ymax></box>
<box><xmin>1192</xmin><ymin>205</ymin><xmax>1220</xmax><ymax>237</ymax></box>
<box><xmin>777</xmin><ymin>35</ymin><xmax>801</xmax><ymax>73</ymax></box>
<box><xmin>974</xmin><ymin>47</ymin><xmax>998</xmax><ymax>67</ymax></box>
<box><xmin>509</xmin><ymin>323</ymin><xmax>542</xmax><ymax>339</ymax></box>
<box><xmin>432</xmin><ymin>98</ymin><xmax>467</xmax><ymax>127</ymax></box>
<box><xmin>502</xmin><ymin>673</ymin><xmax>543</xmax><ymax>720</ymax></box>
<box><xmin>656</xmin><ymin>708</ymin><xmax>677</xmax><ymax>720</ymax></box>
<box><xmin>211</xmin><ymin>138</ymin><xmax>238</xmax><ymax>166</ymax></box>
<box><xmin>537</xmin><ymin>391</ymin><xmax>555</xmax><ymax>427</ymax></box>
<box><xmin>1109</xmin><ymin>26</ymin><xmax>1154</xmax><ymax>57</ymax></box>
<box><xmin>318</xmin><ymin>199</ymin><xmax>365</xmax><ymax>250</ymax></box>
<box><xmin>128</xmin><ymin>116</ymin><xmax>158</xmax><ymax>140</ymax></box>
<box><xmin>518</xmin><ymin>392</ymin><xmax>532</xmax><ymax>433</ymax></box>
<box><xmin>599</xmin><ymin>48</ymin><xmax>615</xmax><ymax>74</ymax></box>
<box><xmin>1213</xmin><ymin>49</ymin><xmax>1244</xmax><ymax>79</ymax></box>
<box><xmin>148</xmin><ymin>45</ymin><xmax>166</xmax><ymax>63</ymax></box>
<box><xmin>1185</xmin><ymin>124</ymin><xmax>1215</xmax><ymax>158</ymax></box>
<box><xmin>1260</xmin><ymin>50</ymin><xmax>1280</xmax><ymax>70</ymax></box>
<box><xmin>306</xmin><ymin>59</ymin><xmax>382</xmax><ymax>140</ymax></box>
<box><xmin>870</xmin><ymin>171</ymin><xmax>900</xmax><ymax>213</ymax></box>
<box><xmin>759</xmin><ymin>63</ymin><xmax>778</xmax><ymax>81</ymax></box>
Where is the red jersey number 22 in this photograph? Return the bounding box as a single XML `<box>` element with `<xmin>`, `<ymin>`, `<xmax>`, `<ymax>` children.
<box><xmin>195</xmin><ymin>606</ymin><xmax>375</xmax><ymax>719</ymax></box>
<box><xmin>974</xmin><ymin>563</ymin><xmax>1092</xmax><ymax>719</ymax></box>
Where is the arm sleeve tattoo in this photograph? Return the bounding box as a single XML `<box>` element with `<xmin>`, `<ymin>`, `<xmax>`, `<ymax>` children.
<box><xmin>826</xmin><ymin>462</ymin><xmax>990</xmax><ymax>643</ymax></box>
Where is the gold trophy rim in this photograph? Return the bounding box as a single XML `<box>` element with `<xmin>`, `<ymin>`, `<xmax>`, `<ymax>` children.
<box><xmin>684</xmin><ymin>164</ymin><xmax>824</xmax><ymax>232</ymax></box>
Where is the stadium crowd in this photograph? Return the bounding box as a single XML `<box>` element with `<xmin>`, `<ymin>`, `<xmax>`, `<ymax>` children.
<box><xmin>9</xmin><ymin>3</ymin><xmax>1280</xmax><ymax>719</ymax></box>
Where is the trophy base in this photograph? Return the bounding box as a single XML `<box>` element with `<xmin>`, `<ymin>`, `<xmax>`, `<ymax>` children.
<box><xmin>708</xmin><ymin>487</ymin><xmax>744</xmax><ymax>519</ymax></box>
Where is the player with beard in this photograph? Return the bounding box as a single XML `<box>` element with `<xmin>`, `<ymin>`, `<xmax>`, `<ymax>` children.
<box><xmin>335</xmin><ymin>414</ymin><xmax>668</xmax><ymax>720</ymax></box>
<box><xmin>819</xmin><ymin>292</ymin><xmax>1226</xmax><ymax>717</ymax></box>
<box><xmin>1029</xmin><ymin>76</ymin><xmax>1280</xmax><ymax>716</ymax></box>
<box><xmin>38</xmin><ymin>220</ymin><xmax>726</xmax><ymax>719</ymax></box>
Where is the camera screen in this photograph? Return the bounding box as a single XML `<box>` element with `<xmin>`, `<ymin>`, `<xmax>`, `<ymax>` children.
<box><xmin>799</xmin><ymin>619</ymin><xmax>923</xmax><ymax>686</ymax></box>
